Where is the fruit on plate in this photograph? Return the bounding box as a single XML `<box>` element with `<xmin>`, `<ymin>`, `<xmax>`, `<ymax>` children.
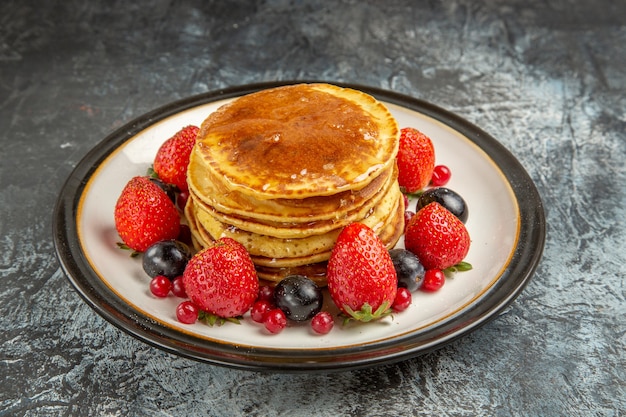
<box><xmin>142</xmin><ymin>239</ymin><xmax>192</xmax><ymax>279</ymax></box>
<box><xmin>389</xmin><ymin>248</ymin><xmax>425</xmax><ymax>292</ymax></box>
<box><xmin>250</xmin><ymin>299</ymin><xmax>274</xmax><ymax>323</ymax></box>
<box><xmin>153</xmin><ymin>125</ymin><xmax>199</xmax><ymax>192</ymax></box>
<box><xmin>176</xmin><ymin>300</ymin><xmax>200</xmax><ymax>324</ymax></box>
<box><xmin>182</xmin><ymin>237</ymin><xmax>259</xmax><ymax>318</ymax></box>
<box><xmin>120</xmin><ymin>120</ymin><xmax>474</xmax><ymax>335</ymax></box>
<box><xmin>273</xmin><ymin>275</ymin><xmax>323</xmax><ymax>322</ymax></box>
<box><xmin>421</xmin><ymin>269</ymin><xmax>446</xmax><ymax>292</ymax></box>
<box><xmin>149</xmin><ymin>275</ymin><xmax>172</xmax><ymax>298</ymax></box>
<box><xmin>404</xmin><ymin>202</ymin><xmax>471</xmax><ymax>270</ymax></box>
<box><xmin>263</xmin><ymin>308</ymin><xmax>287</xmax><ymax>334</ymax></box>
<box><xmin>311</xmin><ymin>311</ymin><xmax>334</xmax><ymax>334</ymax></box>
<box><xmin>149</xmin><ymin>177</ymin><xmax>177</xmax><ymax>203</ymax></box>
<box><xmin>396</xmin><ymin>127</ymin><xmax>435</xmax><ymax>193</ymax></box>
<box><xmin>171</xmin><ymin>276</ymin><xmax>187</xmax><ymax>298</ymax></box>
<box><xmin>327</xmin><ymin>223</ymin><xmax>397</xmax><ymax>322</ymax></box>
<box><xmin>416</xmin><ymin>187</ymin><xmax>468</xmax><ymax>223</ymax></box>
<box><xmin>430</xmin><ymin>164</ymin><xmax>451</xmax><ymax>186</ymax></box>
<box><xmin>392</xmin><ymin>287</ymin><xmax>412</xmax><ymax>312</ymax></box>
<box><xmin>114</xmin><ymin>176</ymin><xmax>180</xmax><ymax>252</ymax></box>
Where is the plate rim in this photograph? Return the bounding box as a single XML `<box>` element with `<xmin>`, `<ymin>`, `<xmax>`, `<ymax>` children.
<box><xmin>53</xmin><ymin>80</ymin><xmax>546</xmax><ymax>372</ymax></box>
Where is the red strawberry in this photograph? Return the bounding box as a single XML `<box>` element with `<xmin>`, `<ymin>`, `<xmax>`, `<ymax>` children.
<box><xmin>404</xmin><ymin>202</ymin><xmax>470</xmax><ymax>270</ymax></box>
<box><xmin>114</xmin><ymin>176</ymin><xmax>180</xmax><ymax>252</ymax></box>
<box><xmin>396</xmin><ymin>127</ymin><xmax>435</xmax><ymax>193</ymax></box>
<box><xmin>153</xmin><ymin>125</ymin><xmax>199</xmax><ymax>192</ymax></box>
<box><xmin>326</xmin><ymin>223</ymin><xmax>397</xmax><ymax>322</ymax></box>
<box><xmin>183</xmin><ymin>237</ymin><xmax>259</xmax><ymax>319</ymax></box>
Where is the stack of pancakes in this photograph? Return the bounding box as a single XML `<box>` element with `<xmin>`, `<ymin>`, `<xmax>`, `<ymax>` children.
<box><xmin>185</xmin><ymin>83</ymin><xmax>404</xmax><ymax>285</ymax></box>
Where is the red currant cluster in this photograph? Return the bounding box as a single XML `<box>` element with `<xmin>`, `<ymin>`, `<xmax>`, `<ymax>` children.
<box><xmin>250</xmin><ymin>285</ymin><xmax>334</xmax><ymax>335</ymax></box>
<box><xmin>148</xmin><ymin>275</ymin><xmax>201</xmax><ymax>324</ymax></box>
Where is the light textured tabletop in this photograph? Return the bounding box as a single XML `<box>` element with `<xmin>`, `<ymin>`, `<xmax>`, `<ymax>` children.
<box><xmin>1</xmin><ymin>1</ymin><xmax>624</xmax><ymax>416</ymax></box>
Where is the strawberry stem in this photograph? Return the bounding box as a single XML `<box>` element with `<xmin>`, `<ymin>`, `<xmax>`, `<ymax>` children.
<box><xmin>198</xmin><ymin>311</ymin><xmax>242</xmax><ymax>326</ymax></box>
<box><xmin>342</xmin><ymin>301</ymin><xmax>392</xmax><ymax>323</ymax></box>
<box><xmin>402</xmin><ymin>190</ymin><xmax>425</xmax><ymax>199</ymax></box>
<box><xmin>115</xmin><ymin>242</ymin><xmax>141</xmax><ymax>257</ymax></box>
<box><xmin>147</xmin><ymin>166</ymin><xmax>159</xmax><ymax>179</ymax></box>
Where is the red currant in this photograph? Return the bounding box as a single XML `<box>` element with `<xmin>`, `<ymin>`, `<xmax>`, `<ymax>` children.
<box><xmin>431</xmin><ymin>165</ymin><xmax>451</xmax><ymax>186</ymax></box>
<box><xmin>257</xmin><ymin>285</ymin><xmax>274</xmax><ymax>302</ymax></box>
<box><xmin>311</xmin><ymin>311</ymin><xmax>334</xmax><ymax>335</ymax></box>
<box><xmin>171</xmin><ymin>276</ymin><xmax>187</xmax><ymax>298</ymax></box>
<box><xmin>176</xmin><ymin>301</ymin><xmax>199</xmax><ymax>324</ymax></box>
<box><xmin>264</xmin><ymin>308</ymin><xmax>287</xmax><ymax>334</ymax></box>
<box><xmin>177</xmin><ymin>224</ymin><xmax>192</xmax><ymax>246</ymax></box>
<box><xmin>250</xmin><ymin>300</ymin><xmax>273</xmax><ymax>323</ymax></box>
<box><xmin>421</xmin><ymin>269</ymin><xmax>445</xmax><ymax>292</ymax></box>
<box><xmin>177</xmin><ymin>191</ymin><xmax>189</xmax><ymax>210</ymax></box>
<box><xmin>149</xmin><ymin>275</ymin><xmax>171</xmax><ymax>298</ymax></box>
<box><xmin>392</xmin><ymin>287</ymin><xmax>412</xmax><ymax>312</ymax></box>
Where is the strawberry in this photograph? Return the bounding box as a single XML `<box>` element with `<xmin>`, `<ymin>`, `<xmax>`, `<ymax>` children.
<box><xmin>114</xmin><ymin>176</ymin><xmax>180</xmax><ymax>252</ymax></box>
<box><xmin>153</xmin><ymin>125</ymin><xmax>199</xmax><ymax>192</ymax></box>
<box><xmin>182</xmin><ymin>237</ymin><xmax>259</xmax><ymax>319</ymax></box>
<box><xmin>326</xmin><ymin>223</ymin><xmax>397</xmax><ymax>322</ymax></box>
<box><xmin>396</xmin><ymin>127</ymin><xmax>435</xmax><ymax>193</ymax></box>
<box><xmin>404</xmin><ymin>202</ymin><xmax>470</xmax><ymax>270</ymax></box>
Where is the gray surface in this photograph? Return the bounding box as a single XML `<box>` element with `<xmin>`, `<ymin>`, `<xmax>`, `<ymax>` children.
<box><xmin>1</xmin><ymin>1</ymin><xmax>624</xmax><ymax>416</ymax></box>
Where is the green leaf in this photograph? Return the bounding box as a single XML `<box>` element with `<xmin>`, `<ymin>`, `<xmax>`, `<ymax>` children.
<box><xmin>199</xmin><ymin>311</ymin><xmax>219</xmax><ymax>326</ymax></box>
<box><xmin>455</xmin><ymin>261</ymin><xmax>473</xmax><ymax>271</ymax></box>
<box><xmin>116</xmin><ymin>242</ymin><xmax>140</xmax><ymax>257</ymax></box>
<box><xmin>445</xmin><ymin>261</ymin><xmax>473</xmax><ymax>274</ymax></box>
<box><xmin>147</xmin><ymin>166</ymin><xmax>159</xmax><ymax>179</ymax></box>
<box><xmin>198</xmin><ymin>311</ymin><xmax>241</xmax><ymax>326</ymax></box>
<box><xmin>372</xmin><ymin>301</ymin><xmax>391</xmax><ymax>318</ymax></box>
<box><xmin>403</xmin><ymin>190</ymin><xmax>424</xmax><ymax>199</ymax></box>
<box><xmin>225</xmin><ymin>316</ymin><xmax>242</xmax><ymax>325</ymax></box>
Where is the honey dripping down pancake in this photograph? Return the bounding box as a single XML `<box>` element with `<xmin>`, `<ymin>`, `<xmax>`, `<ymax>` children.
<box><xmin>186</xmin><ymin>83</ymin><xmax>404</xmax><ymax>285</ymax></box>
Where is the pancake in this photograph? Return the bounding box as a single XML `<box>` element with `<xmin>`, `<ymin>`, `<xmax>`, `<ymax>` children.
<box><xmin>186</xmin><ymin>188</ymin><xmax>405</xmax><ymax>284</ymax></box>
<box><xmin>184</xmin><ymin>83</ymin><xmax>403</xmax><ymax>285</ymax></box>
<box><xmin>190</xmin><ymin>183</ymin><xmax>402</xmax><ymax>260</ymax></box>
<box><xmin>187</xmin><ymin>159</ymin><xmax>395</xmax><ymax>223</ymax></box>
<box><xmin>190</xmin><ymin>165</ymin><xmax>399</xmax><ymax>238</ymax></box>
<box><xmin>189</xmin><ymin>83</ymin><xmax>399</xmax><ymax>199</ymax></box>
<box><xmin>250</xmin><ymin>197</ymin><xmax>405</xmax><ymax>283</ymax></box>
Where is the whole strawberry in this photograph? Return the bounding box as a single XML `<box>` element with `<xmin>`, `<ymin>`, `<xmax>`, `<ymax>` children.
<box><xmin>183</xmin><ymin>237</ymin><xmax>259</xmax><ymax>319</ymax></box>
<box><xmin>396</xmin><ymin>127</ymin><xmax>435</xmax><ymax>193</ymax></box>
<box><xmin>404</xmin><ymin>202</ymin><xmax>470</xmax><ymax>270</ymax></box>
<box><xmin>153</xmin><ymin>125</ymin><xmax>199</xmax><ymax>192</ymax></box>
<box><xmin>327</xmin><ymin>223</ymin><xmax>397</xmax><ymax>322</ymax></box>
<box><xmin>114</xmin><ymin>176</ymin><xmax>180</xmax><ymax>252</ymax></box>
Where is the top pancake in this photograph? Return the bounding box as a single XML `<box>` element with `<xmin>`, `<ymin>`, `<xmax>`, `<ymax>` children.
<box><xmin>192</xmin><ymin>83</ymin><xmax>399</xmax><ymax>199</ymax></box>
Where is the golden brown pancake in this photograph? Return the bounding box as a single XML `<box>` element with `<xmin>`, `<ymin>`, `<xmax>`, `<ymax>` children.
<box><xmin>184</xmin><ymin>83</ymin><xmax>403</xmax><ymax>285</ymax></box>
<box><xmin>189</xmin><ymin>165</ymin><xmax>399</xmax><ymax>238</ymax></box>
<box><xmin>187</xmin><ymin>160</ymin><xmax>395</xmax><ymax>223</ymax></box>
<box><xmin>185</xmin><ymin>189</ymin><xmax>405</xmax><ymax>284</ymax></box>
<box><xmin>190</xmin><ymin>184</ymin><xmax>402</xmax><ymax>260</ymax></box>
<box><xmin>189</xmin><ymin>83</ymin><xmax>399</xmax><ymax>199</ymax></box>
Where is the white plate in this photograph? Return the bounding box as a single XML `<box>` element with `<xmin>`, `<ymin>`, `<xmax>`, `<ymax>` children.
<box><xmin>53</xmin><ymin>82</ymin><xmax>545</xmax><ymax>372</ymax></box>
